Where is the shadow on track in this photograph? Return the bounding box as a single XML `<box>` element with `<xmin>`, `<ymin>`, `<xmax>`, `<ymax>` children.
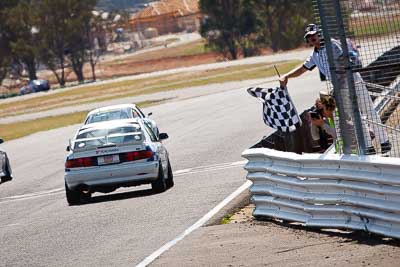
<box><xmin>79</xmin><ymin>188</ymin><xmax>155</xmax><ymax>205</ymax></box>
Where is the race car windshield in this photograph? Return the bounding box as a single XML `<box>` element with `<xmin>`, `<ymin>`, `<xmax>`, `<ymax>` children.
<box><xmin>88</xmin><ymin>109</ymin><xmax>132</xmax><ymax>123</ymax></box>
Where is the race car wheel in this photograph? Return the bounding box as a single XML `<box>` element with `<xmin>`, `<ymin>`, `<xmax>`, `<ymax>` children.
<box><xmin>65</xmin><ymin>182</ymin><xmax>81</xmax><ymax>205</ymax></box>
<box><xmin>166</xmin><ymin>160</ymin><xmax>174</xmax><ymax>188</ymax></box>
<box><xmin>152</xmin><ymin>163</ymin><xmax>167</xmax><ymax>193</ymax></box>
<box><xmin>1</xmin><ymin>160</ymin><xmax>12</xmax><ymax>183</ymax></box>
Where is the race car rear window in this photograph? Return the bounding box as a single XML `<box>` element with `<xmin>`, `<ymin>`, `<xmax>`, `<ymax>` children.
<box><xmin>77</xmin><ymin>125</ymin><xmax>140</xmax><ymax>139</ymax></box>
<box><xmin>73</xmin><ymin>125</ymin><xmax>143</xmax><ymax>150</ymax></box>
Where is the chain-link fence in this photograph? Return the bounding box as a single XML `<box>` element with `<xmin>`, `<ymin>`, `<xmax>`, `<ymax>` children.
<box><xmin>313</xmin><ymin>0</ymin><xmax>400</xmax><ymax>157</ymax></box>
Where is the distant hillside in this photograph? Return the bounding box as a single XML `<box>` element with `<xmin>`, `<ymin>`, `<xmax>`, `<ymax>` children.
<box><xmin>96</xmin><ymin>0</ymin><xmax>153</xmax><ymax>11</ymax></box>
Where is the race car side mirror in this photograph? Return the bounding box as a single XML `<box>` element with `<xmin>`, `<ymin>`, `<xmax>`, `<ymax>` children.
<box><xmin>158</xmin><ymin>133</ymin><xmax>169</xmax><ymax>140</ymax></box>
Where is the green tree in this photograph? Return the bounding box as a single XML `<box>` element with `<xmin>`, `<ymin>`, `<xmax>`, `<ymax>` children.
<box><xmin>238</xmin><ymin>0</ymin><xmax>265</xmax><ymax>57</ymax></box>
<box><xmin>6</xmin><ymin>0</ymin><xmax>40</xmax><ymax>81</ymax></box>
<box><xmin>200</xmin><ymin>0</ymin><xmax>313</xmax><ymax>57</ymax></box>
<box><xmin>258</xmin><ymin>0</ymin><xmax>313</xmax><ymax>52</ymax></box>
<box><xmin>200</xmin><ymin>0</ymin><xmax>243</xmax><ymax>59</ymax></box>
<box><xmin>36</xmin><ymin>0</ymin><xmax>71</xmax><ymax>86</ymax></box>
<box><xmin>36</xmin><ymin>0</ymin><xmax>97</xmax><ymax>86</ymax></box>
<box><xmin>66</xmin><ymin>0</ymin><xmax>97</xmax><ymax>83</ymax></box>
<box><xmin>0</xmin><ymin>33</ymin><xmax>10</xmax><ymax>83</ymax></box>
<box><xmin>85</xmin><ymin>13</ymin><xmax>107</xmax><ymax>82</ymax></box>
<box><xmin>200</xmin><ymin>0</ymin><xmax>265</xmax><ymax>59</ymax></box>
<box><xmin>0</xmin><ymin>0</ymin><xmax>19</xmax><ymax>83</ymax></box>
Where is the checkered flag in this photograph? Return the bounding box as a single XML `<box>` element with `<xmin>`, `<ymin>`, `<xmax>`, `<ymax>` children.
<box><xmin>247</xmin><ymin>86</ymin><xmax>302</xmax><ymax>132</ymax></box>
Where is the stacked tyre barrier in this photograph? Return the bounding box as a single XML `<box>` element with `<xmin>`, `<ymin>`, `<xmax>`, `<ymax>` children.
<box><xmin>242</xmin><ymin>148</ymin><xmax>400</xmax><ymax>238</ymax></box>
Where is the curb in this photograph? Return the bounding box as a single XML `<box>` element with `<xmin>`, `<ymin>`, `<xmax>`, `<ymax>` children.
<box><xmin>205</xmin><ymin>186</ymin><xmax>251</xmax><ymax>226</ymax></box>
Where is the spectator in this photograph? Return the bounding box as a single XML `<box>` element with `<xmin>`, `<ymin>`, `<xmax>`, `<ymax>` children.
<box><xmin>279</xmin><ymin>23</ymin><xmax>391</xmax><ymax>154</ymax></box>
<box><xmin>309</xmin><ymin>96</ymin><xmax>337</xmax><ymax>150</ymax></box>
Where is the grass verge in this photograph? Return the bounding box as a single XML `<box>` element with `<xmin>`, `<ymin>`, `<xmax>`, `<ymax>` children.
<box><xmin>220</xmin><ymin>214</ymin><xmax>234</xmax><ymax>225</ymax></box>
<box><xmin>350</xmin><ymin>15</ymin><xmax>400</xmax><ymax>37</ymax></box>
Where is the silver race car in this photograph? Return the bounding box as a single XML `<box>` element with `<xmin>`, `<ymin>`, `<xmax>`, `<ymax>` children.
<box><xmin>0</xmin><ymin>138</ymin><xmax>12</xmax><ymax>183</ymax></box>
<box><xmin>84</xmin><ymin>104</ymin><xmax>159</xmax><ymax>136</ymax></box>
<box><xmin>64</xmin><ymin>119</ymin><xmax>173</xmax><ymax>205</ymax></box>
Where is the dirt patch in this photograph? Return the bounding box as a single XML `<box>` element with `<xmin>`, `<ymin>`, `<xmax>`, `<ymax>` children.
<box><xmin>153</xmin><ymin>202</ymin><xmax>400</xmax><ymax>266</ymax></box>
<box><xmin>231</xmin><ymin>203</ymin><xmax>400</xmax><ymax>245</ymax></box>
<box><xmin>97</xmin><ymin>52</ymin><xmax>222</xmax><ymax>80</ymax></box>
<box><xmin>228</xmin><ymin>203</ymin><xmax>255</xmax><ymax>224</ymax></box>
<box><xmin>229</xmin><ymin>203</ymin><xmax>399</xmax><ymax>242</ymax></box>
<box><xmin>385</xmin><ymin>93</ymin><xmax>400</xmax><ymax>129</ymax></box>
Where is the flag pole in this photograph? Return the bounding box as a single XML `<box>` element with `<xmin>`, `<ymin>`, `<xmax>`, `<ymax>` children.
<box><xmin>274</xmin><ymin>65</ymin><xmax>281</xmax><ymax>77</ymax></box>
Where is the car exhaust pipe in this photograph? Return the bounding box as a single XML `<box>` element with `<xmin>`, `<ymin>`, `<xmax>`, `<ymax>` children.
<box><xmin>79</xmin><ymin>184</ymin><xmax>91</xmax><ymax>195</ymax></box>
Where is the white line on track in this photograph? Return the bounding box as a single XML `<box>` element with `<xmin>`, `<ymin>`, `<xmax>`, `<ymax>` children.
<box><xmin>173</xmin><ymin>169</ymin><xmax>191</xmax><ymax>174</ymax></box>
<box><xmin>0</xmin><ymin>188</ymin><xmax>65</xmax><ymax>204</ymax></box>
<box><xmin>135</xmin><ymin>180</ymin><xmax>252</xmax><ymax>267</ymax></box>
<box><xmin>0</xmin><ymin>160</ymin><xmax>247</xmax><ymax>204</ymax></box>
<box><xmin>173</xmin><ymin>160</ymin><xmax>247</xmax><ymax>177</ymax></box>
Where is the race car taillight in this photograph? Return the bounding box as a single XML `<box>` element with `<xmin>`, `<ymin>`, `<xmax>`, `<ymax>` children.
<box><xmin>124</xmin><ymin>150</ymin><xmax>153</xmax><ymax>162</ymax></box>
<box><xmin>65</xmin><ymin>157</ymin><xmax>93</xmax><ymax>168</ymax></box>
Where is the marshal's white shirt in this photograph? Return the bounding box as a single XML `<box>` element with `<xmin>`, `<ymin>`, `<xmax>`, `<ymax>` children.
<box><xmin>303</xmin><ymin>39</ymin><xmax>343</xmax><ymax>80</ymax></box>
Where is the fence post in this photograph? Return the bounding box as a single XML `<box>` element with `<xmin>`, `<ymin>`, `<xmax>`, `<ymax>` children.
<box><xmin>316</xmin><ymin>0</ymin><xmax>367</xmax><ymax>154</ymax></box>
<box><xmin>316</xmin><ymin>0</ymin><xmax>351</xmax><ymax>154</ymax></box>
<box><xmin>332</xmin><ymin>0</ymin><xmax>367</xmax><ymax>154</ymax></box>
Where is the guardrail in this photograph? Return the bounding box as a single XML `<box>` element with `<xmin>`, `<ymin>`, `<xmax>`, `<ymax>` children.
<box><xmin>242</xmin><ymin>148</ymin><xmax>400</xmax><ymax>238</ymax></box>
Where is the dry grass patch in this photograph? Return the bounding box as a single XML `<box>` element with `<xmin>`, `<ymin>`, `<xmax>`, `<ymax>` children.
<box><xmin>0</xmin><ymin>111</ymin><xmax>87</xmax><ymax>141</ymax></box>
<box><xmin>107</xmin><ymin>39</ymin><xmax>211</xmax><ymax>66</ymax></box>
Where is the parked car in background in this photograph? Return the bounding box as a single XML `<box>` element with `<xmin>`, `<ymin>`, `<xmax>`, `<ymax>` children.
<box><xmin>64</xmin><ymin>118</ymin><xmax>173</xmax><ymax>205</ymax></box>
<box><xmin>19</xmin><ymin>79</ymin><xmax>50</xmax><ymax>95</ymax></box>
<box><xmin>0</xmin><ymin>138</ymin><xmax>12</xmax><ymax>183</ymax></box>
<box><xmin>84</xmin><ymin>104</ymin><xmax>159</xmax><ymax>136</ymax></box>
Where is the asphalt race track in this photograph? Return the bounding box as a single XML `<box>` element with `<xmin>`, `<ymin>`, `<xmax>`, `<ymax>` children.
<box><xmin>0</xmin><ymin>71</ymin><xmax>324</xmax><ymax>266</ymax></box>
